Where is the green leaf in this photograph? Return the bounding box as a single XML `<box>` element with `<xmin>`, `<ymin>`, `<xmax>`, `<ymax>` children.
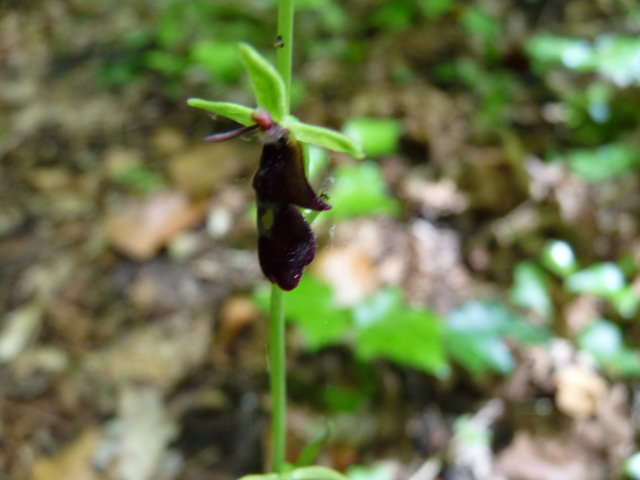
<box><xmin>510</xmin><ymin>261</ymin><xmax>553</xmax><ymax>317</ymax></box>
<box><xmin>285</xmin><ymin>119</ymin><xmax>364</xmax><ymax>158</ymax></box>
<box><xmin>347</xmin><ymin>465</ymin><xmax>394</xmax><ymax>480</ymax></box>
<box><xmin>579</xmin><ymin>319</ymin><xmax>623</xmax><ymax>358</ymax></box>
<box><xmin>459</xmin><ymin>7</ymin><xmax>501</xmax><ymax>42</ymax></box>
<box><xmin>255</xmin><ymin>276</ymin><xmax>351</xmax><ymax>350</ymax></box>
<box><xmin>353</xmin><ymin>289</ymin><xmax>448</xmax><ymax>376</ymax></box>
<box><xmin>565</xmin><ymin>262</ymin><xmax>625</xmax><ymax>297</ymax></box>
<box><xmin>186</xmin><ymin>99</ymin><xmax>254</xmax><ymax>126</ymax></box>
<box><xmin>325</xmin><ymin>162</ymin><xmax>401</xmax><ymax>220</ymax></box>
<box><xmin>239</xmin><ymin>475</ymin><xmax>281</xmax><ymax>480</ymax></box>
<box><xmin>579</xmin><ymin>319</ymin><xmax>640</xmax><ymax>376</ymax></box>
<box><xmin>418</xmin><ymin>0</ymin><xmax>453</xmax><ymax>19</ymax></box>
<box><xmin>190</xmin><ymin>40</ymin><xmax>244</xmax><ymax>84</ymax></box>
<box><xmin>291</xmin><ymin>466</ymin><xmax>350</xmax><ymax>480</ymax></box>
<box><xmin>625</xmin><ymin>452</ymin><xmax>640</xmax><ymax>480</ymax></box>
<box><xmin>445</xmin><ymin>301</ymin><xmax>549</xmax><ymax>375</ymax></box>
<box><xmin>611</xmin><ymin>285</ymin><xmax>639</xmax><ymax>319</ymax></box>
<box><xmin>239</xmin><ymin>43</ymin><xmax>286</xmax><ymax>121</ymax></box>
<box><xmin>294</xmin><ymin>424</ymin><xmax>331</xmax><ymax>467</ymax></box>
<box><xmin>541</xmin><ymin>240</ymin><xmax>577</xmax><ymax>277</ymax></box>
<box><xmin>563</xmin><ymin>143</ymin><xmax>640</xmax><ymax>181</ymax></box>
<box><xmin>342</xmin><ymin>118</ymin><xmax>401</xmax><ymax>157</ymax></box>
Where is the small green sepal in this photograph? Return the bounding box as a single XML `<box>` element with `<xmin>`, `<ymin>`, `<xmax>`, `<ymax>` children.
<box><xmin>285</xmin><ymin>119</ymin><xmax>365</xmax><ymax>158</ymax></box>
<box><xmin>186</xmin><ymin>99</ymin><xmax>254</xmax><ymax>126</ymax></box>
<box><xmin>239</xmin><ymin>43</ymin><xmax>287</xmax><ymax>122</ymax></box>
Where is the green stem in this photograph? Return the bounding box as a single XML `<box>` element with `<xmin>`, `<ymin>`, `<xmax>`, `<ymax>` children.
<box><xmin>269</xmin><ymin>2</ymin><xmax>294</xmax><ymax>473</ymax></box>
<box><xmin>269</xmin><ymin>284</ymin><xmax>286</xmax><ymax>473</ymax></box>
<box><xmin>276</xmin><ymin>0</ymin><xmax>294</xmax><ymax>111</ymax></box>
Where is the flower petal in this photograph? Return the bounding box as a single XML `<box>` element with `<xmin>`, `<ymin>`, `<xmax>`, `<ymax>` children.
<box><xmin>253</xmin><ymin>126</ymin><xmax>331</xmax><ymax>211</ymax></box>
<box><xmin>257</xmin><ymin>203</ymin><xmax>316</xmax><ymax>290</ymax></box>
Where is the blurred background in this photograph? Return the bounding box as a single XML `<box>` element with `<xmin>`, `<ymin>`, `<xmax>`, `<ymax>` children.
<box><xmin>2</xmin><ymin>0</ymin><xmax>640</xmax><ymax>479</ymax></box>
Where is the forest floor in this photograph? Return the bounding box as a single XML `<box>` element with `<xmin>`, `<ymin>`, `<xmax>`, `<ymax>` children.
<box><xmin>1</xmin><ymin>2</ymin><xmax>639</xmax><ymax>480</ymax></box>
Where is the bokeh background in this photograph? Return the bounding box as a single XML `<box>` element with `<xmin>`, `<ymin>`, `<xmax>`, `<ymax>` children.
<box><xmin>2</xmin><ymin>1</ymin><xmax>640</xmax><ymax>479</ymax></box>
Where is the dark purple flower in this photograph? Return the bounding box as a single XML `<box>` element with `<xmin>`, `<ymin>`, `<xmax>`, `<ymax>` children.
<box><xmin>205</xmin><ymin>109</ymin><xmax>330</xmax><ymax>290</ymax></box>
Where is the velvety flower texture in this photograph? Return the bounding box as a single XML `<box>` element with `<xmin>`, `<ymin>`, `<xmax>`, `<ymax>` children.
<box><xmin>205</xmin><ymin>109</ymin><xmax>330</xmax><ymax>290</ymax></box>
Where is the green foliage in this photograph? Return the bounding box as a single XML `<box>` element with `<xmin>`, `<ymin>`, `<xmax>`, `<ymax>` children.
<box><xmin>347</xmin><ymin>464</ymin><xmax>394</xmax><ymax>480</ymax></box>
<box><xmin>326</xmin><ymin>162</ymin><xmax>402</xmax><ymax>220</ymax></box>
<box><xmin>578</xmin><ymin>319</ymin><xmax>640</xmax><ymax>376</ymax></box>
<box><xmin>186</xmin><ymin>99</ymin><xmax>254</xmax><ymax>125</ymax></box>
<box><xmin>353</xmin><ymin>289</ymin><xmax>448</xmax><ymax>376</ymax></box>
<box><xmin>417</xmin><ymin>0</ymin><xmax>453</xmax><ymax>19</ymax></box>
<box><xmin>525</xmin><ymin>34</ymin><xmax>640</xmax><ymax>178</ymax></box>
<box><xmin>188</xmin><ymin>45</ymin><xmax>361</xmax><ymax>158</ymax></box>
<box><xmin>240</xmin><ymin>466</ymin><xmax>349</xmax><ymax>480</ymax></box>
<box><xmin>541</xmin><ymin>240</ymin><xmax>577</xmax><ymax>278</ymax></box>
<box><xmin>190</xmin><ymin>40</ymin><xmax>245</xmax><ymax>84</ymax></box>
<box><xmin>370</xmin><ymin>0</ymin><xmax>416</xmax><ymax>31</ymax></box>
<box><xmin>96</xmin><ymin>0</ymin><xmax>279</xmax><ymax>93</ymax></box>
<box><xmin>286</xmin><ymin>119</ymin><xmax>365</xmax><ymax>158</ymax></box>
<box><xmin>510</xmin><ymin>261</ymin><xmax>553</xmax><ymax>318</ymax></box>
<box><xmin>255</xmin><ymin>276</ymin><xmax>351</xmax><ymax>350</ymax></box>
<box><xmin>556</xmin><ymin>143</ymin><xmax>640</xmax><ymax>182</ymax></box>
<box><xmin>625</xmin><ymin>452</ymin><xmax>640</xmax><ymax>480</ymax></box>
<box><xmin>113</xmin><ymin>165</ymin><xmax>165</xmax><ymax>193</ymax></box>
<box><xmin>566</xmin><ymin>262</ymin><xmax>638</xmax><ymax>319</ymax></box>
<box><xmin>256</xmin><ymin>275</ymin><xmax>548</xmax><ymax>379</ymax></box>
<box><xmin>565</xmin><ymin>262</ymin><xmax>625</xmax><ymax>297</ymax></box>
<box><xmin>320</xmin><ymin>385</ymin><xmax>366</xmax><ymax>413</ymax></box>
<box><xmin>239</xmin><ymin>43</ymin><xmax>287</xmax><ymax>121</ymax></box>
<box><xmin>342</xmin><ymin>118</ymin><xmax>402</xmax><ymax>158</ymax></box>
<box><xmin>527</xmin><ymin>34</ymin><xmax>640</xmax><ymax>87</ymax></box>
<box><xmin>455</xmin><ymin>59</ymin><xmax>517</xmax><ymax>131</ymax></box>
<box><xmin>459</xmin><ymin>7</ymin><xmax>501</xmax><ymax>44</ymax></box>
<box><xmin>445</xmin><ymin>301</ymin><xmax>549</xmax><ymax>375</ymax></box>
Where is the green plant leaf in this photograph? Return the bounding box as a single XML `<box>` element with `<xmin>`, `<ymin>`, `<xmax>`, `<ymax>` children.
<box><xmin>417</xmin><ymin>0</ymin><xmax>453</xmax><ymax>19</ymax></box>
<box><xmin>255</xmin><ymin>276</ymin><xmax>351</xmax><ymax>350</ymax></box>
<box><xmin>285</xmin><ymin>119</ymin><xmax>364</xmax><ymax>158</ymax></box>
<box><xmin>190</xmin><ymin>40</ymin><xmax>244</xmax><ymax>84</ymax></box>
<box><xmin>239</xmin><ymin>475</ymin><xmax>281</xmax><ymax>480</ymax></box>
<box><xmin>342</xmin><ymin>118</ymin><xmax>401</xmax><ymax>157</ymax></box>
<box><xmin>239</xmin><ymin>43</ymin><xmax>286</xmax><ymax>121</ymax></box>
<box><xmin>562</xmin><ymin>143</ymin><xmax>640</xmax><ymax>181</ymax></box>
<box><xmin>565</xmin><ymin>262</ymin><xmax>625</xmax><ymax>297</ymax></box>
<box><xmin>579</xmin><ymin>318</ymin><xmax>640</xmax><ymax>376</ymax></box>
<box><xmin>541</xmin><ymin>240</ymin><xmax>577</xmax><ymax>277</ymax></box>
<box><xmin>625</xmin><ymin>452</ymin><xmax>640</xmax><ymax>480</ymax></box>
<box><xmin>324</xmin><ymin>162</ymin><xmax>401</xmax><ymax>220</ymax></box>
<box><xmin>186</xmin><ymin>99</ymin><xmax>254</xmax><ymax>126</ymax></box>
<box><xmin>291</xmin><ymin>466</ymin><xmax>350</xmax><ymax>480</ymax></box>
<box><xmin>353</xmin><ymin>289</ymin><xmax>448</xmax><ymax>376</ymax></box>
<box><xmin>347</xmin><ymin>465</ymin><xmax>395</xmax><ymax>480</ymax></box>
<box><xmin>510</xmin><ymin>261</ymin><xmax>553</xmax><ymax>317</ymax></box>
<box><xmin>579</xmin><ymin>318</ymin><xmax>623</xmax><ymax>358</ymax></box>
<box><xmin>611</xmin><ymin>285</ymin><xmax>639</xmax><ymax>319</ymax></box>
<box><xmin>445</xmin><ymin>301</ymin><xmax>549</xmax><ymax>375</ymax></box>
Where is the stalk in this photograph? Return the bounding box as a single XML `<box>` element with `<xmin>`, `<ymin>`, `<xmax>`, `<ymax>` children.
<box><xmin>268</xmin><ymin>283</ymin><xmax>286</xmax><ymax>473</ymax></box>
<box><xmin>269</xmin><ymin>0</ymin><xmax>294</xmax><ymax>473</ymax></box>
<box><xmin>276</xmin><ymin>0</ymin><xmax>294</xmax><ymax>113</ymax></box>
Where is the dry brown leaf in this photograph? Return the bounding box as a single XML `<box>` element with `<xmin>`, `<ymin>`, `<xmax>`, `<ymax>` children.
<box><xmin>105</xmin><ymin>190</ymin><xmax>208</xmax><ymax>260</ymax></box>
<box><xmin>32</xmin><ymin>429</ymin><xmax>101</xmax><ymax>480</ymax></box>
<box><xmin>168</xmin><ymin>143</ymin><xmax>246</xmax><ymax>198</ymax></box>
<box><xmin>555</xmin><ymin>365</ymin><xmax>607</xmax><ymax>419</ymax></box>
<box><xmin>495</xmin><ymin>432</ymin><xmax>605</xmax><ymax>480</ymax></box>
<box><xmin>102</xmin><ymin>313</ymin><xmax>211</xmax><ymax>389</ymax></box>
<box><xmin>314</xmin><ymin>246</ymin><xmax>377</xmax><ymax>306</ymax></box>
